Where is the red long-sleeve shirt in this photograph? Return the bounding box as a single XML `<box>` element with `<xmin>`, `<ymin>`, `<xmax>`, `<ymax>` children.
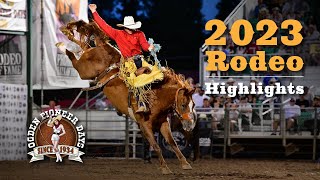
<box><xmin>93</xmin><ymin>12</ymin><xmax>150</xmax><ymax>58</ymax></box>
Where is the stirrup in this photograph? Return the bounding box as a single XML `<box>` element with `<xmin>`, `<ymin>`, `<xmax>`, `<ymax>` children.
<box><xmin>136</xmin><ymin>106</ymin><xmax>147</xmax><ymax>113</ymax></box>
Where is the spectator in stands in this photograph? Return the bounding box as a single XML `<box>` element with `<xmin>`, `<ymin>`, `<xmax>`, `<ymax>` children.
<box><xmin>197</xmin><ymin>98</ymin><xmax>213</xmax><ymax>128</ymax></box>
<box><xmin>194</xmin><ymin>83</ymin><xmax>201</xmax><ymax>94</ymax></box>
<box><xmin>271</xmin><ymin>7</ymin><xmax>283</xmax><ymax>26</ymax></box>
<box><xmin>259</xmin><ymin>7</ymin><xmax>270</xmax><ymax>20</ymax></box>
<box><xmin>238</xmin><ymin>96</ymin><xmax>253</xmax><ymax>131</ymax></box>
<box><xmin>95</xmin><ymin>98</ymin><xmax>107</xmax><ymax>110</ymax></box>
<box><xmin>211</xmin><ymin>99</ymin><xmax>224</xmax><ymax>131</ymax></box>
<box><xmin>311</xmin><ymin>96</ymin><xmax>320</xmax><ymax>135</ymax></box>
<box><xmin>43</xmin><ymin>99</ymin><xmax>60</xmax><ymax>112</ymax></box>
<box><xmin>215</xmin><ymin>96</ymin><xmax>225</xmax><ymax>108</ymax></box>
<box><xmin>263</xmin><ymin>70</ymin><xmax>279</xmax><ymax>86</ymax></box>
<box><xmin>295</xmin><ymin>94</ymin><xmax>310</xmax><ymax>110</ymax></box>
<box><xmin>286</xmin><ymin>10</ymin><xmax>296</xmax><ymax>20</ymax></box>
<box><xmin>282</xmin><ymin>0</ymin><xmax>294</xmax><ymax>18</ymax></box>
<box><xmin>271</xmin><ymin>98</ymin><xmax>301</xmax><ymax>135</ymax></box>
<box><xmin>244</xmin><ymin>40</ymin><xmax>261</xmax><ymax>54</ymax></box>
<box><xmin>49</xmin><ymin>100</ymin><xmax>56</xmax><ymax>110</ymax></box>
<box><xmin>226</xmin><ymin>78</ymin><xmax>236</xmax><ymax>87</ymax></box>
<box><xmin>302</xmin><ymin>86</ymin><xmax>313</xmax><ymax>105</ymax></box>
<box><xmin>303</xmin><ymin>96</ymin><xmax>320</xmax><ymax>136</ymax></box>
<box><xmin>225</xmin><ymin>96</ymin><xmax>234</xmax><ymax>107</ymax></box>
<box><xmin>277</xmin><ymin>45</ymin><xmax>288</xmax><ymax>54</ymax></box>
<box><xmin>294</xmin><ymin>0</ymin><xmax>310</xmax><ymax>14</ymax></box>
<box><xmin>193</xmin><ymin>87</ymin><xmax>210</xmax><ymax>108</ymax></box>
<box><xmin>255</xmin><ymin>0</ymin><xmax>267</xmax><ymax>17</ymax></box>
<box><xmin>305</xmin><ymin>25</ymin><xmax>320</xmax><ymax>41</ymax></box>
<box><xmin>228</xmin><ymin>103</ymin><xmax>239</xmax><ymax>133</ymax></box>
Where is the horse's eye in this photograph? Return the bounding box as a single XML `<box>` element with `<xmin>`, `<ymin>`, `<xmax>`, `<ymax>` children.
<box><xmin>181</xmin><ymin>104</ymin><xmax>186</xmax><ymax>110</ymax></box>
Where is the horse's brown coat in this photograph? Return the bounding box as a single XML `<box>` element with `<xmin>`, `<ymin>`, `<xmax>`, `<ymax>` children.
<box><xmin>60</xmin><ymin>21</ymin><xmax>196</xmax><ymax>174</ymax></box>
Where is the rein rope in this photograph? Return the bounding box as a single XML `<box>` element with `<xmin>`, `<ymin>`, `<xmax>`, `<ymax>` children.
<box><xmin>81</xmin><ymin>63</ymin><xmax>119</xmax><ymax>91</ymax></box>
<box><xmin>172</xmin><ymin>87</ymin><xmax>185</xmax><ymax>119</ymax></box>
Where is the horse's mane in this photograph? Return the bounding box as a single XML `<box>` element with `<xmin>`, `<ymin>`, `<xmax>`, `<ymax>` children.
<box><xmin>162</xmin><ymin>68</ymin><xmax>194</xmax><ymax>91</ymax></box>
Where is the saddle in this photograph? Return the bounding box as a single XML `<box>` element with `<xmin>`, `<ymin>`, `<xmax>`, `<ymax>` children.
<box><xmin>135</xmin><ymin>67</ymin><xmax>151</xmax><ymax>76</ymax></box>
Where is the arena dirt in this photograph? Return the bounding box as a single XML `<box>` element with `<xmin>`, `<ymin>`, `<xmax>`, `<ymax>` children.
<box><xmin>0</xmin><ymin>158</ymin><xmax>320</xmax><ymax>180</ymax></box>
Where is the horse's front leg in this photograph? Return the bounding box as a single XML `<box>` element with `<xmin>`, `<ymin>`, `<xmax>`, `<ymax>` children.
<box><xmin>160</xmin><ymin>121</ymin><xmax>192</xmax><ymax>170</ymax></box>
<box><xmin>141</xmin><ymin>121</ymin><xmax>173</xmax><ymax>175</ymax></box>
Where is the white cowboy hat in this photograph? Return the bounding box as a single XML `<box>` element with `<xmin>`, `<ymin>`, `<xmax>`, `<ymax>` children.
<box><xmin>48</xmin><ymin>115</ymin><xmax>62</xmax><ymax>126</ymax></box>
<box><xmin>227</xmin><ymin>78</ymin><xmax>235</xmax><ymax>83</ymax></box>
<box><xmin>117</xmin><ymin>16</ymin><xmax>141</xmax><ymax>30</ymax></box>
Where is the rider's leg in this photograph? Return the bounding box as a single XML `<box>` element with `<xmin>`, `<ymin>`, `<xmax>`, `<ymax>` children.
<box><xmin>136</xmin><ymin>94</ymin><xmax>147</xmax><ymax>113</ymax></box>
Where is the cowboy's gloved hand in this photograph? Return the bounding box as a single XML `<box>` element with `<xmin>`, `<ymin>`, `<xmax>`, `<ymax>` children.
<box><xmin>148</xmin><ymin>44</ymin><xmax>154</xmax><ymax>52</ymax></box>
<box><xmin>89</xmin><ymin>4</ymin><xmax>97</xmax><ymax>13</ymax></box>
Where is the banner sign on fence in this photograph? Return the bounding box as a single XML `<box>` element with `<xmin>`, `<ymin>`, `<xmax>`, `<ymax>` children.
<box><xmin>0</xmin><ymin>35</ymin><xmax>26</xmax><ymax>84</ymax></box>
<box><xmin>0</xmin><ymin>0</ymin><xmax>27</xmax><ymax>32</ymax></box>
<box><xmin>0</xmin><ymin>83</ymin><xmax>27</xmax><ymax>160</ymax></box>
<box><xmin>33</xmin><ymin>0</ymin><xmax>89</xmax><ymax>89</ymax></box>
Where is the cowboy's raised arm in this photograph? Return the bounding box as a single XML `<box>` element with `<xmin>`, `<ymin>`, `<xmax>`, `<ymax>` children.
<box><xmin>138</xmin><ymin>32</ymin><xmax>154</xmax><ymax>52</ymax></box>
<box><xmin>47</xmin><ymin>117</ymin><xmax>53</xmax><ymax>127</ymax></box>
<box><xmin>89</xmin><ymin>4</ymin><xmax>118</xmax><ymax>40</ymax></box>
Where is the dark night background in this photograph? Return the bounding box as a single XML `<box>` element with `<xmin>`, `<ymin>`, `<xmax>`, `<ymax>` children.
<box><xmin>87</xmin><ymin>0</ymin><xmax>238</xmax><ymax>78</ymax></box>
<box><xmin>33</xmin><ymin>0</ymin><xmax>241</xmax><ymax>106</ymax></box>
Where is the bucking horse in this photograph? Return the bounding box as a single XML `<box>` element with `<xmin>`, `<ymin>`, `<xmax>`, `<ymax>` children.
<box><xmin>57</xmin><ymin>20</ymin><xmax>197</xmax><ymax>174</ymax></box>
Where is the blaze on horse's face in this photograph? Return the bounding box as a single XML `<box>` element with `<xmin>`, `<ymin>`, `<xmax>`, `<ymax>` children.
<box><xmin>176</xmin><ymin>88</ymin><xmax>196</xmax><ymax>132</ymax></box>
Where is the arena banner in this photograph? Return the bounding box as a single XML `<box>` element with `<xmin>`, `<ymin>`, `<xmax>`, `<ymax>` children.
<box><xmin>0</xmin><ymin>0</ymin><xmax>27</xmax><ymax>32</ymax></box>
<box><xmin>0</xmin><ymin>35</ymin><xmax>26</xmax><ymax>84</ymax></box>
<box><xmin>0</xmin><ymin>83</ymin><xmax>27</xmax><ymax>160</ymax></box>
<box><xmin>33</xmin><ymin>0</ymin><xmax>89</xmax><ymax>89</ymax></box>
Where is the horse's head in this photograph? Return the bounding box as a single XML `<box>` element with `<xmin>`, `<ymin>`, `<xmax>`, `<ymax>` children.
<box><xmin>61</xmin><ymin>20</ymin><xmax>110</xmax><ymax>49</ymax></box>
<box><xmin>174</xmin><ymin>87</ymin><xmax>196</xmax><ymax>132</ymax></box>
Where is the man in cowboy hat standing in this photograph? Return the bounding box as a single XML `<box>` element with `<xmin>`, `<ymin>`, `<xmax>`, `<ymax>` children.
<box><xmin>89</xmin><ymin>4</ymin><xmax>154</xmax><ymax>113</ymax></box>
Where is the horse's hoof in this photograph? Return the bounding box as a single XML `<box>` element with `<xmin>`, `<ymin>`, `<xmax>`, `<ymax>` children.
<box><xmin>161</xmin><ymin>167</ymin><xmax>173</xmax><ymax>175</ymax></box>
<box><xmin>182</xmin><ymin>163</ymin><xmax>192</xmax><ymax>170</ymax></box>
<box><xmin>55</xmin><ymin>42</ymin><xmax>64</xmax><ymax>47</ymax></box>
<box><xmin>56</xmin><ymin>42</ymin><xmax>66</xmax><ymax>53</ymax></box>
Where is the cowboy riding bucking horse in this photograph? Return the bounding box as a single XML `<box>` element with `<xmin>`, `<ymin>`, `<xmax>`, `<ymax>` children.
<box><xmin>56</xmin><ymin>3</ymin><xmax>197</xmax><ymax>175</ymax></box>
<box><xmin>90</xmin><ymin>4</ymin><xmax>155</xmax><ymax>113</ymax></box>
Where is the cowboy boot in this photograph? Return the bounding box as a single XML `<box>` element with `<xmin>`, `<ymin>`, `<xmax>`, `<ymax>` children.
<box><xmin>136</xmin><ymin>102</ymin><xmax>148</xmax><ymax>113</ymax></box>
<box><xmin>59</xmin><ymin>154</ymin><xmax>63</xmax><ymax>162</ymax></box>
<box><xmin>55</xmin><ymin>152</ymin><xmax>60</xmax><ymax>162</ymax></box>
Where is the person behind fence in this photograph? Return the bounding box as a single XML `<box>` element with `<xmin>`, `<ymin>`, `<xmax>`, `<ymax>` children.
<box><xmin>197</xmin><ymin>98</ymin><xmax>213</xmax><ymax>128</ymax></box>
<box><xmin>192</xmin><ymin>87</ymin><xmax>210</xmax><ymax>108</ymax></box>
<box><xmin>295</xmin><ymin>94</ymin><xmax>310</xmax><ymax>111</ymax></box>
<box><xmin>211</xmin><ymin>99</ymin><xmax>224</xmax><ymax>131</ymax></box>
<box><xmin>228</xmin><ymin>103</ymin><xmax>239</xmax><ymax>133</ymax></box>
<box><xmin>272</xmin><ymin>98</ymin><xmax>301</xmax><ymax>135</ymax></box>
<box><xmin>89</xmin><ymin>4</ymin><xmax>155</xmax><ymax>113</ymax></box>
<box><xmin>238</xmin><ymin>96</ymin><xmax>253</xmax><ymax>130</ymax></box>
<box><xmin>304</xmin><ymin>96</ymin><xmax>320</xmax><ymax>135</ymax></box>
<box><xmin>95</xmin><ymin>98</ymin><xmax>107</xmax><ymax>110</ymax></box>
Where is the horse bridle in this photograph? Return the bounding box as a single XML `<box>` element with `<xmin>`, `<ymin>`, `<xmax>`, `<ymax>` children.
<box><xmin>172</xmin><ymin>87</ymin><xmax>195</xmax><ymax>119</ymax></box>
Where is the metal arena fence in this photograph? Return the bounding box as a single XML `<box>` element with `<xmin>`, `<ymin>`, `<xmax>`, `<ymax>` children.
<box><xmin>32</xmin><ymin>104</ymin><xmax>320</xmax><ymax>160</ymax></box>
